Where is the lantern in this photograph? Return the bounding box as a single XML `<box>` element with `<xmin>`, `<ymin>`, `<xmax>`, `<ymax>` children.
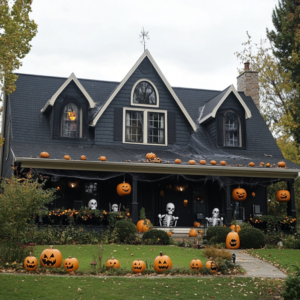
<box><xmin>232</xmin><ymin>188</ymin><xmax>247</xmax><ymax>201</ymax></box>
<box><xmin>183</xmin><ymin>199</ymin><xmax>188</xmax><ymax>207</ymax></box>
<box><xmin>276</xmin><ymin>190</ymin><xmax>290</xmax><ymax>202</ymax></box>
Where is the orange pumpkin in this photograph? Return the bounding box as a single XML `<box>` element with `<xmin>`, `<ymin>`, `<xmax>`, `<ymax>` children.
<box><xmin>146</xmin><ymin>153</ymin><xmax>156</xmax><ymax>160</ymax></box>
<box><xmin>40</xmin><ymin>245</ymin><xmax>62</xmax><ymax>268</ymax></box>
<box><xmin>80</xmin><ymin>155</ymin><xmax>86</xmax><ymax>160</ymax></box>
<box><xmin>190</xmin><ymin>259</ymin><xmax>203</xmax><ymax>271</ymax></box>
<box><xmin>266</xmin><ymin>163</ymin><xmax>271</xmax><ymax>167</ymax></box>
<box><xmin>183</xmin><ymin>199</ymin><xmax>188</xmax><ymax>206</ymax></box>
<box><xmin>226</xmin><ymin>231</ymin><xmax>240</xmax><ymax>249</ymax></box>
<box><xmin>142</xmin><ymin>223</ymin><xmax>150</xmax><ymax>232</ymax></box>
<box><xmin>259</xmin><ymin>162</ymin><xmax>265</xmax><ymax>166</ymax></box>
<box><xmin>276</xmin><ymin>190</ymin><xmax>291</xmax><ymax>202</ymax></box>
<box><xmin>252</xmin><ymin>192</ymin><xmax>255</xmax><ymax>197</ymax></box>
<box><xmin>230</xmin><ymin>224</ymin><xmax>241</xmax><ymax>233</ymax></box>
<box><xmin>167</xmin><ymin>232</ymin><xmax>173</xmax><ymax>236</ymax></box>
<box><xmin>198</xmin><ymin>230</ymin><xmax>203</xmax><ymax>234</ymax></box>
<box><xmin>205</xmin><ymin>260</ymin><xmax>218</xmax><ymax>274</ymax></box>
<box><xmin>278</xmin><ymin>161</ymin><xmax>286</xmax><ymax>168</ymax></box>
<box><xmin>232</xmin><ymin>188</ymin><xmax>247</xmax><ymax>201</ymax></box>
<box><xmin>63</xmin><ymin>256</ymin><xmax>79</xmax><ymax>273</ymax></box>
<box><xmin>116</xmin><ymin>182</ymin><xmax>132</xmax><ymax>196</ymax></box>
<box><xmin>106</xmin><ymin>257</ymin><xmax>120</xmax><ymax>269</ymax></box>
<box><xmin>175</xmin><ymin>159</ymin><xmax>181</xmax><ymax>164</ymax></box>
<box><xmin>154</xmin><ymin>252</ymin><xmax>172</xmax><ymax>273</ymax></box>
<box><xmin>210</xmin><ymin>160</ymin><xmax>217</xmax><ymax>165</ymax></box>
<box><xmin>64</xmin><ymin>155</ymin><xmax>71</xmax><ymax>160</ymax></box>
<box><xmin>189</xmin><ymin>228</ymin><xmax>198</xmax><ymax>237</ymax></box>
<box><xmin>199</xmin><ymin>160</ymin><xmax>206</xmax><ymax>165</ymax></box>
<box><xmin>248</xmin><ymin>162</ymin><xmax>255</xmax><ymax>167</ymax></box>
<box><xmin>137</xmin><ymin>219</ymin><xmax>150</xmax><ymax>233</ymax></box>
<box><xmin>220</xmin><ymin>161</ymin><xmax>227</xmax><ymax>166</ymax></box>
<box><xmin>40</xmin><ymin>152</ymin><xmax>49</xmax><ymax>158</ymax></box>
<box><xmin>24</xmin><ymin>253</ymin><xmax>38</xmax><ymax>271</ymax></box>
<box><xmin>193</xmin><ymin>222</ymin><xmax>201</xmax><ymax>227</ymax></box>
<box><xmin>188</xmin><ymin>160</ymin><xmax>196</xmax><ymax>165</ymax></box>
<box><xmin>131</xmin><ymin>260</ymin><xmax>146</xmax><ymax>273</ymax></box>
<box><xmin>99</xmin><ymin>156</ymin><xmax>106</xmax><ymax>161</ymax></box>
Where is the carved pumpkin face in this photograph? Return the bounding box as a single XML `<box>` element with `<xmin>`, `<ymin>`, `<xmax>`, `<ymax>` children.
<box><xmin>106</xmin><ymin>258</ymin><xmax>120</xmax><ymax>269</ymax></box>
<box><xmin>205</xmin><ymin>261</ymin><xmax>218</xmax><ymax>274</ymax></box>
<box><xmin>232</xmin><ymin>188</ymin><xmax>247</xmax><ymax>201</ymax></box>
<box><xmin>131</xmin><ymin>260</ymin><xmax>146</xmax><ymax>273</ymax></box>
<box><xmin>116</xmin><ymin>182</ymin><xmax>132</xmax><ymax>196</ymax></box>
<box><xmin>40</xmin><ymin>246</ymin><xmax>62</xmax><ymax>268</ymax></box>
<box><xmin>154</xmin><ymin>252</ymin><xmax>172</xmax><ymax>273</ymax></box>
<box><xmin>276</xmin><ymin>190</ymin><xmax>291</xmax><ymax>202</ymax></box>
<box><xmin>190</xmin><ymin>259</ymin><xmax>203</xmax><ymax>271</ymax></box>
<box><xmin>68</xmin><ymin>111</ymin><xmax>76</xmax><ymax>121</ymax></box>
<box><xmin>226</xmin><ymin>231</ymin><xmax>240</xmax><ymax>249</ymax></box>
<box><xmin>24</xmin><ymin>255</ymin><xmax>38</xmax><ymax>271</ymax></box>
<box><xmin>63</xmin><ymin>256</ymin><xmax>79</xmax><ymax>273</ymax></box>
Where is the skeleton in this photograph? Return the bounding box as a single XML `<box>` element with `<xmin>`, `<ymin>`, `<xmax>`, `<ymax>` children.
<box><xmin>158</xmin><ymin>203</ymin><xmax>179</xmax><ymax>227</ymax></box>
<box><xmin>109</xmin><ymin>203</ymin><xmax>121</xmax><ymax>213</ymax></box>
<box><xmin>205</xmin><ymin>208</ymin><xmax>223</xmax><ymax>227</ymax></box>
<box><xmin>88</xmin><ymin>199</ymin><xmax>97</xmax><ymax>210</ymax></box>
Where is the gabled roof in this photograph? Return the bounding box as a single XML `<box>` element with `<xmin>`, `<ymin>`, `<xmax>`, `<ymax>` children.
<box><xmin>199</xmin><ymin>84</ymin><xmax>252</xmax><ymax>124</ymax></box>
<box><xmin>90</xmin><ymin>50</ymin><xmax>197</xmax><ymax>131</ymax></box>
<box><xmin>41</xmin><ymin>73</ymin><xmax>96</xmax><ymax>113</ymax></box>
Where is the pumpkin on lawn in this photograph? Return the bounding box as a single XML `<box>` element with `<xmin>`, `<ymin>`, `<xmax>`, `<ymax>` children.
<box><xmin>190</xmin><ymin>258</ymin><xmax>203</xmax><ymax>271</ymax></box>
<box><xmin>131</xmin><ymin>260</ymin><xmax>146</xmax><ymax>273</ymax></box>
<box><xmin>137</xmin><ymin>219</ymin><xmax>150</xmax><ymax>233</ymax></box>
<box><xmin>40</xmin><ymin>245</ymin><xmax>62</xmax><ymax>268</ymax></box>
<box><xmin>40</xmin><ymin>152</ymin><xmax>49</xmax><ymax>158</ymax></box>
<box><xmin>232</xmin><ymin>188</ymin><xmax>247</xmax><ymax>201</ymax></box>
<box><xmin>276</xmin><ymin>190</ymin><xmax>291</xmax><ymax>202</ymax></box>
<box><xmin>154</xmin><ymin>252</ymin><xmax>172</xmax><ymax>273</ymax></box>
<box><xmin>226</xmin><ymin>231</ymin><xmax>240</xmax><ymax>249</ymax></box>
<box><xmin>205</xmin><ymin>259</ymin><xmax>218</xmax><ymax>274</ymax></box>
<box><xmin>24</xmin><ymin>253</ymin><xmax>38</xmax><ymax>271</ymax></box>
<box><xmin>189</xmin><ymin>228</ymin><xmax>198</xmax><ymax>237</ymax></box>
<box><xmin>116</xmin><ymin>181</ymin><xmax>132</xmax><ymax>196</ymax></box>
<box><xmin>230</xmin><ymin>224</ymin><xmax>241</xmax><ymax>233</ymax></box>
<box><xmin>63</xmin><ymin>256</ymin><xmax>79</xmax><ymax>273</ymax></box>
<box><xmin>106</xmin><ymin>257</ymin><xmax>120</xmax><ymax>269</ymax></box>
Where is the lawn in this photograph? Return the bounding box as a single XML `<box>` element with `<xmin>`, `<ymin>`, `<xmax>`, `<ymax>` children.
<box><xmin>33</xmin><ymin>245</ymin><xmax>208</xmax><ymax>272</ymax></box>
<box><xmin>0</xmin><ymin>274</ymin><xmax>284</xmax><ymax>300</ymax></box>
<box><xmin>248</xmin><ymin>249</ymin><xmax>300</xmax><ymax>274</ymax></box>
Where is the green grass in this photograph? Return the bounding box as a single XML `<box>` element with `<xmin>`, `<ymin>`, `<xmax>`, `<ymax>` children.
<box><xmin>248</xmin><ymin>249</ymin><xmax>300</xmax><ymax>274</ymax></box>
<box><xmin>0</xmin><ymin>274</ymin><xmax>284</xmax><ymax>300</ymax></box>
<box><xmin>33</xmin><ymin>245</ymin><xmax>208</xmax><ymax>272</ymax></box>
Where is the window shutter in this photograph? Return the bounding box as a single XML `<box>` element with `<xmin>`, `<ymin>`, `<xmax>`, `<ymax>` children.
<box><xmin>52</xmin><ymin>103</ymin><xmax>63</xmax><ymax>139</ymax></box>
<box><xmin>114</xmin><ymin>108</ymin><xmax>123</xmax><ymax>141</ymax></box>
<box><xmin>168</xmin><ymin>111</ymin><xmax>176</xmax><ymax>144</ymax></box>
<box><xmin>241</xmin><ymin>118</ymin><xmax>246</xmax><ymax>148</ymax></box>
<box><xmin>216</xmin><ymin>112</ymin><xmax>223</xmax><ymax>147</ymax></box>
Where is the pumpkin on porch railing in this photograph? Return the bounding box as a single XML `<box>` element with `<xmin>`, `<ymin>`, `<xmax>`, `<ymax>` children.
<box><xmin>199</xmin><ymin>160</ymin><xmax>206</xmax><ymax>165</ymax></box>
<box><xmin>146</xmin><ymin>152</ymin><xmax>156</xmax><ymax>160</ymax></box>
<box><xmin>175</xmin><ymin>159</ymin><xmax>181</xmax><ymax>164</ymax></box>
<box><xmin>99</xmin><ymin>156</ymin><xmax>106</xmax><ymax>161</ymax></box>
<box><xmin>80</xmin><ymin>155</ymin><xmax>86</xmax><ymax>160</ymax></box>
<box><xmin>210</xmin><ymin>160</ymin><xmax>217</xmax><ymax>165</ymax></box>
<box><xmin>188</xmin><ymin>160</ymin><xmax>196</xmax><ymax>165</ymax></box>
<box><xmin>116</xmin><ymin>182</ymin><xmax>132</xmax><ymax>196</ymax></box>
<box><xmin>276</xmin><ymin>190</ymin><xmax>291</xmax><ymax>202</ymax></box>
<box><xmin>64</xmin><ymin>155</ymin><xmax>71</xmax><ymax>160</ymax></box>
<box><xmin>220</xmin><ymin>161</ymin><xmax>227</xmax><ymax>166</ymax></box>
<box><xmin>40</xmin><ymin>152</ymin><xmax>49</xmax><ymax>158</ymax></box>
<box><xmin>232</xmin><ymin>188</ymin><xmax>247</xmax><ymax>201</ymax></box>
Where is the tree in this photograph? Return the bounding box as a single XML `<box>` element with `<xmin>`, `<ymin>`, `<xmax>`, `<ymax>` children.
<box><xmin>0</xmin><ymin>0</ymin><xmax>37</xmax><ymax>95</ymax></box>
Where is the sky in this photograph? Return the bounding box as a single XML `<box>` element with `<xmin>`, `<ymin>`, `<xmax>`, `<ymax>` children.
<box><xmin>18</xmin><ymin>0</ymin><xmax>278</xmax><ymax>91</ymax></box>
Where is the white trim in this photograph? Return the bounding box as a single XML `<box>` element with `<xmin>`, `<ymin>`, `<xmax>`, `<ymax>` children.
<box><xmin>130</xmin><ymin>78</ymin><xmax>159</xmax><ymax>108</ymax></box>
<box><xmin>122</xmin><ymin>107</ymin><xmax>168</xmax><ymax>146</ymax></box>
<box><xmin>41</xmin><ymin>73</ymin><xmax>96</xmax><ymax>113</ymax></box>
<box><xmin>90</xmin><ymin>50</ymin><xmax>197</xmax><ymax>131</ymax></box>
<box><xmin>199</xmin><ymin>85</ymin><xmax>252</xmax><ymax>124</ymax></box>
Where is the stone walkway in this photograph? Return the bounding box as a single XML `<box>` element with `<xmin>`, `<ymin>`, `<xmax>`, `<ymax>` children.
<box><xmin>227</xmin><ymin>250</ymin><xmax>287</xmax><ymax>278</ymax></box>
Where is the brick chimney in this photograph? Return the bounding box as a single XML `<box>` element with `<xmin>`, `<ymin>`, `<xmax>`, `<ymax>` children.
<box><xmin>237</xmin><ymin>62</ymin><xmax>259</xmax><ymax>110</ymax></box>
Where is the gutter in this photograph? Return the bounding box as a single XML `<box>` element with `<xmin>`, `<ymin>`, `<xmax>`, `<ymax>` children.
<box><xmin>15</xmin><ymin>157</ymin><xmax>300</xmax><ymax>179</ymax></box>
<box><xmin>0</xmin><ymin>91</ymin><xmax>7</xmax><ymax>177</ymax></box>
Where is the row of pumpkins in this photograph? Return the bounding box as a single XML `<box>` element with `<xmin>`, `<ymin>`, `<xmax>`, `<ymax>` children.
<box><xmin>24</xmin><ymin>247</ymin><xmax>218</xmax><ymax>274</ymax></box>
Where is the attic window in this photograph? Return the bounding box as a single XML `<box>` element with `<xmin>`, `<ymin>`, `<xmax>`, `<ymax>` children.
<box><xmin>61</xmin><ymin>103</ymin><xmax>80</xmax><ymax>138</ymax></box>
<box><xmin>224</xmin><ymin>112</ymin><xmax>240</xmax><ymax>147</ymax></box>
<box><xmin>131</xmin><ymin>79</ymin><xmax>159</xmax><ymax>107</ymax></box>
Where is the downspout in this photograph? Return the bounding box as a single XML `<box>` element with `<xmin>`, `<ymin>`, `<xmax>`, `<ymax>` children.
<box><xmin>0</xmin><ymin>88</ymin><xmax>8</xmax><ymax>178</ymax></box>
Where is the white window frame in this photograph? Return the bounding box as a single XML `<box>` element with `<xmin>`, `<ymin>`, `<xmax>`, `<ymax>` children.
<box><xmin>223</xmin><ymin>110</ymin><xmax>242</xmax><ymax>147</ymax></box>
<box><xmin>131</xmin><ymin>79</ymin><xmax>159</xmax><ymax>108</ymax></box>
<box><xmin>122</xmin><ymin>107</ymin><xmax>168</xmax><ymax>146</ymax></box>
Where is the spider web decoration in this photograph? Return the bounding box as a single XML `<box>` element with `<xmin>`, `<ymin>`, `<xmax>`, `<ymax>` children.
<box><xmin>139</xmin><ymin>27</ymin><xmax>149</xmax><ymax>51</ymax></box>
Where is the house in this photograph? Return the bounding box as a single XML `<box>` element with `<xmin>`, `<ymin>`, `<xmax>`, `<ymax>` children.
<box><xmin>0</xmin><ymin>50</ymin><xmax>298</xmax><ymax>228</ymax></box>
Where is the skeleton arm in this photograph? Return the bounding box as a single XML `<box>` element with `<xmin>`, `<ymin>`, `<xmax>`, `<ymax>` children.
<box><xmin>158</xmin><ymin>214</ymin><xmax>165</xmax><ymax>227</ymax></box>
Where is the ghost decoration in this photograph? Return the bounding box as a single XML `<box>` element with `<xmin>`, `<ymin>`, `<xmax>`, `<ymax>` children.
<box><xmin>205</xmin><ymin>208</ymin><xmax>223</xmax><ymax>227</ymax></box>
<box><xmin>158</xmin><ymin>203</ymin><xmax>179</xmax><ymax>227</ymax></box>
<box><xmin>109</xmin><ymin>203</ymin><xmax>121</xmax><ymax>213</ymax></box>
<box><xmin>88</xmin><ymin>199</ymin><xmax>97</xmax><ymax>210</ymax></box>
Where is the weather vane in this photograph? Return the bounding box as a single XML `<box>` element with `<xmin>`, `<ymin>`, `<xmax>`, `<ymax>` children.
<box><xmin>139</xmin><ymin>28</ymin><xmax>149</xmax><ymax>51</ymax></box>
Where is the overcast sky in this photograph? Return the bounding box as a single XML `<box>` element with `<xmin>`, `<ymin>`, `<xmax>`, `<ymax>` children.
<box><xmin>18</xmin><ymin>0</ymin><xmax>278</xmax><ymax>91</ymax></box>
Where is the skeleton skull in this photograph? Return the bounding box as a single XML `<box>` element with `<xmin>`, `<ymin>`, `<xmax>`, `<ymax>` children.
<box><xmin>166</xmin><ymin>203</ymin><xmax>175</xmax><ymax>215</ymax></box>
<box><xmin>88</xmin><ymin>199</ymin><xmax>97</xmax><ymax>210</ymax></box>
<box><xmin>112</xmin><ymin>204</ymin><xmax>119</xmax><ymax>212</ymax></box>
<box><xmin>212</xmin><ymin>208</ymin><xmax>220</xmax><ymax>218</ymax></box>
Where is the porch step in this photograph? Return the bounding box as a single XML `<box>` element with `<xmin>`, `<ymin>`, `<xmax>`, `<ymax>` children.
<box><xmin>153</xmin><ymin>227</ymin><xmax>207</xmax><ymax>235</ymax></box>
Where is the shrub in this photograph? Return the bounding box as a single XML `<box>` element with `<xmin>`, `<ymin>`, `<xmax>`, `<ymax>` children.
<box><xmin>206</xmin><ymin>226</ymin><xmax>231</xmax><ymax>244</ymax></box>
<box><xmin>203</xmin><ymin>245</ymin><xmax>232</xmax><ymax>260</ymax></box>
<box><xmin>142</xmin><ymin>229</ymin><xmax>170</xmax><ymax>245</ymax></box>
<box><xmin>114</xmin><ymin>220</ymin><xmax>137</xmax><ymax>242</ymax></box>
<box><xmin>239</xmin><ymin>222</ymin><xmax>252</xmax><ymax>230</ymax></box>
<box><xmin>239</xmin><ymin>228</ymin><xmax>266</xmax><ymax>249</ymax></box>
<box><xmin>282</xmin><ymin>235</ymin><xmax>296</xmax><ymax>249</ymax></box>
<box><xmin>282</xmin><ymin>275</ymin><xmax>300</xmax><ymax>300</ymax></box>
<box><xmin>294</xmin><ymin>240</ymin><xmax>300</xmax><ymax>249</ymax></box>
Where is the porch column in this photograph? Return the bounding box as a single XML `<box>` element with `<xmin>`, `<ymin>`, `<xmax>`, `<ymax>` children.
<box><xmin>287</xmin><ymin>180</ymin><xmax>297</xmax><ymax>221</ymax></box>
<box><xmin>132</xmin><ymin>178</ymin><xmax>139</xmax><ymax>224</ymax></box>
<box><xmin>225</xmin><ymin>184</ymin><xmax>232</xmax><ymax>226</ymax></box>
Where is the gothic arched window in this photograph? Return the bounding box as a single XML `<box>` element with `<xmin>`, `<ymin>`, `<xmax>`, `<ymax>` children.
<box><xmin>61</xmin><ymin>103</ymin><xmax>79</xmax><ymax>138</ymax></box>
<box><xmin>131</xmin><ymin>79</ymin><xmax>159</xmax><ymax>107</ymax></box>
<box><xmin>224</xmin><ymin>111</ymin><xmax>240</xmax><ymax>147</ymax></box>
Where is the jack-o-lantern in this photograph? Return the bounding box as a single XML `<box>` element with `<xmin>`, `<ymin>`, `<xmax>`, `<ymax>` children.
<box><xmin>154</xmin><ymin>252</ymin><xmax>172</xmax><ymax>273</ymax></box>
<box><xmin>106</xmin><ymin>257</ymin><xmax>120</xmax><ymax>269</ymax></box>
<box><xmin>199</xmin><ymin>160</ymin><xmax>206</xmax><ymax>165</ymax></box>
<box><xmin>63</xmin><ymin>256</ymin><xmax>79</xmax><ymax>273</ymax></box>
<box><xmin>68</xmin><ymin>111</ymin><xmax>76</xmax><ymax>121</ymax></box>
<box><xmin>116</xmin><ymin>181</ymin><xmax>132</xmax><ymax>196</ymax></box>
<box><xmin>40</xmin><ymin>245</ymin><xmax>62</xmax><ymax>268</ymax></box>
<box><xmin>193</xmin><ymin>222</ymin><xmax>201</xmax><ymax>227</ymax></box>
<box><xmin>210</xmin><ymin>160</ymin><xmax>217</xmax><ymax>165</ymax></box>
<box><xmin>190</xmin><ymin>258</ymin><xmax>203</xmax><ymax>271</ymax></box>
<box><xmin>131</xmin><ymin>260</ymin><xmax>146</xmax><ymax>273</ymax></box>
<box><xmin>276</xmin><ymin>190</ymin><xmax>291</xmax><ymax>202</ymax></box>
<box><xmin>24</xmin><ymin>253</ymin><xmax>38</xmax><ymax>271</ymax></box>
<box><xmin>229</xmin><ymin>224</ymin><xmax>241</xmax><ymax>233</ymax></box>
<box><xmin>188</xmin><ymin>160</ymin><xmax>196</xmax><ymax>165</ymax></box>
<box><xmin>189</xmin><ymin>228</ymin><xmax>198</xmax><ymax>237</ymax></box>
<box><xmin>146</xmin><ymin>152</ymin><xmax>156</xmax><ymax>160</ymax></box>
<box><xmin>232</xmin><ymin>188</ymin><xmax>247</xmax><ymax>201</ymax></box>
<box><xmin>40</xmin><ymin>152</ymin><xmax>49</xmax><ymax>158</ymax></box>
<box><xmin>226</xmin><ymin>231</ymin><xmax>240</xmax><ymax>249</ymax></box>
<box><xmin>205</xmin><ymin>260</ymin><xmax>218</xmax><ymax>274</ymax></box>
